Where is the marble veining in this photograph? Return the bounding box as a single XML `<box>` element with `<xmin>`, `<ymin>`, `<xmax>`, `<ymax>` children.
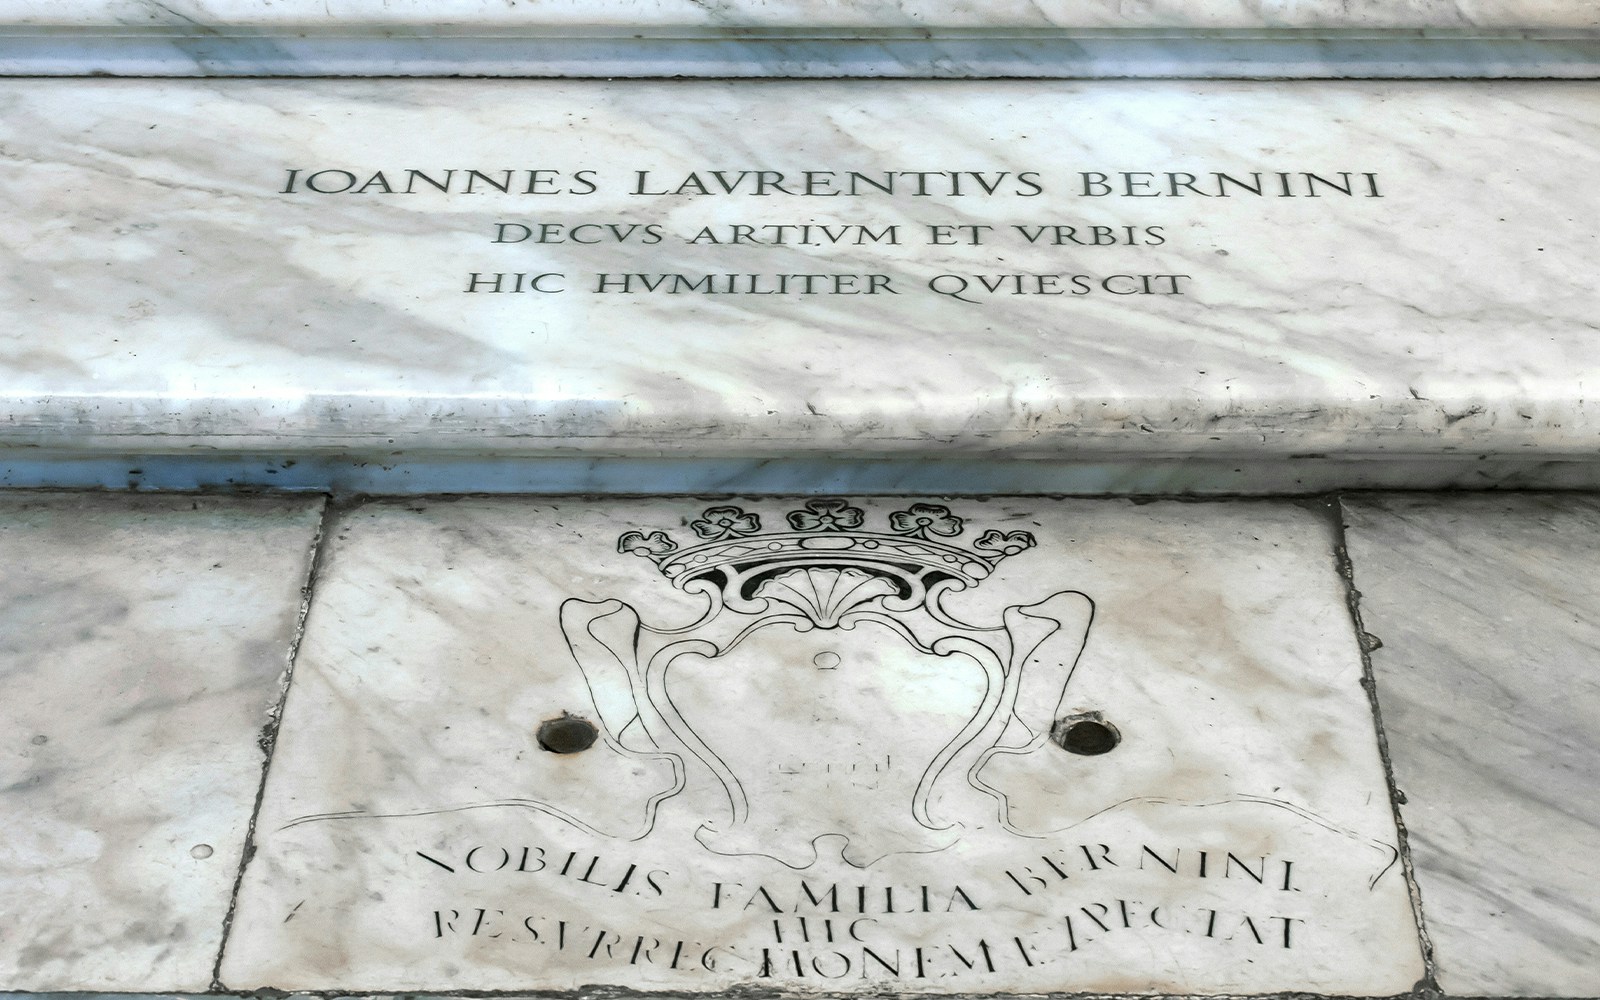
<box><xmin>221</xmin><ymin>497</ymin><xmax>1420</xmax><ymax>994</ymax></box>
<box><xmin>0</xmin><ymin>493</ymin><xmax>325</xmax><ymax>991</ymax></box>
<box><xmin>3</xmin><ymin>0</ymin><xmax>1594</xmax><ymax>30</ymax></box>
<box><xmin>0</xmin><ymin>79</ymin><xmax>1597</xmax><ymax>476</ymax></box>
<box><xmin>1343</xmin><ymin>494</ymin><xmax>1600</xmax><ymax>996</ymax></box>
<box><xmin>0</xmin><ymin>1</ymin><xmax>1593</xmax><ymax>78</ymax></box>
<box><xmin>1</xmin><ymin>33</ymin><xmax>1594</xmax><ymax>80</ymax></box>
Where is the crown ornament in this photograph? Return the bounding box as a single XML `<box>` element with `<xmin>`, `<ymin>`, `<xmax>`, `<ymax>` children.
<box><xmin>617</xmin><ymin>500</ymin><xmax>1036</xmax><ymax>624</ymax></box>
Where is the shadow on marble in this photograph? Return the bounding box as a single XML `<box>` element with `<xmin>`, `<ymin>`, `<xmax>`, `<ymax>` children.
<box><xmin>0</xmin><ymin>492</ymin><xmax>325</xmax><ymax>990</ymax></box>
<box><xmin>1344</xmin><ymin>493</ymin><xmax>1600</xmax><ymax>997</ymax></box>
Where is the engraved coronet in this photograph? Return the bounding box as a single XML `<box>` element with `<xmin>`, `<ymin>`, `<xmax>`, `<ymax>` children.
<box><xmin>618</xmin><ymin>500</ymin><xmax>1036</xmax><ymax>603</ymax></box>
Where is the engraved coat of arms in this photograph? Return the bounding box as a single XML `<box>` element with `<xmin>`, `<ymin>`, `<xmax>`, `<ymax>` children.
<box><xmin>559</xmin><ymin>499</ymin><xmax>1094</xmax><ymax>869</ymax></box>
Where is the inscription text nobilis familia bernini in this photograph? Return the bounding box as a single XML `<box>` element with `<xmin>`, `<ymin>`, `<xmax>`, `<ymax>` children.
<box><xmin>229</xmin><ymin>499</ymin><xmax>1417</xmax><ymax>994</ymax></box>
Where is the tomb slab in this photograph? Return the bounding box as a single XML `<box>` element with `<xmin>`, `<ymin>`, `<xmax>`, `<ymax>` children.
<box><xmin>221</xmin><ymin>496</ymin><xmax>1422</xmax><ymax>995</ymax></box>
<box><xmin>1</xmin><ymin>79</ymin><xmax>1598</xmax><ymax>490</ymax></box>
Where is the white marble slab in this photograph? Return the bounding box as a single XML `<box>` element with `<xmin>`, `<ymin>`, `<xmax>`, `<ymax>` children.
<box><xmin>7</xmin><ymin>1</ymin><xmax>1594</xmax><ymax>30</ymax></box>
<box><xmin>1343</xmin><ymin>494</ymin><xmax>1600</xmax><ymax>997</ymax></box>
<box><xmin>0</xmin><ymin>493</ymin><xmax>325</xmax><ymax>991</ymax></box>
<box><xmin>1</xmin><ymin>78</ymin><xmax>1599</xmax><ymax>491</ymax></box>
<box><xmin>222</xmin><ymin>496</ymin><xmax>1420</xmax><ymax>994</ymax></box>
<box><xmin>1</xmin><ymin>1</ymin><xmax>1593</xmax><ymax>77</ymax></box>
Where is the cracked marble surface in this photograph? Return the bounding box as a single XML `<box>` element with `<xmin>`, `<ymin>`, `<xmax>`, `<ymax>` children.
<box><xmin>0</xmin><ymin>493</ymin><xmax>324</xmax><ymax>991</ymax></box>
<box><xmin>1345</xmin><ymin>494</ymin><xmax>1600</xmax><ymax>996</ymax></box>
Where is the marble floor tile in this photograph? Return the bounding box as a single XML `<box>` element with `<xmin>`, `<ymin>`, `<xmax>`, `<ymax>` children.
<box><xmin>0</xmin><ymin>493</ymin><xmax>325</xmax><ymax>990</ymax></box>
<box><xmin>223</xmin><ymin>496</ymin><xmax>1420</xmax><ymax>995</ymax></box>
<box><xmin>1343</xmin><ymin>494</ymin><xmax>1600</xmax><ymax>997</ymax></box>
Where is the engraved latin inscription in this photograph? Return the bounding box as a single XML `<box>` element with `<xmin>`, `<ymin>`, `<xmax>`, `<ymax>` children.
<box><xmin>263</xmin><ymin>499</ymin><xmax>1405</xmax><ymax>991</ymax></box>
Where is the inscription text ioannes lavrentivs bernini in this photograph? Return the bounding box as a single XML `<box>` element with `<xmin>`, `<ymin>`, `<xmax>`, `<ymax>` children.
<box><xmin>278</xmin><ymin>167</ymin><xmax>1383</xmax><ymax>199</ymax></box>
<box><xmin>275</xmin><ymin>166</ymin><xmax>1383</xmax><ymax>302</ymax></box>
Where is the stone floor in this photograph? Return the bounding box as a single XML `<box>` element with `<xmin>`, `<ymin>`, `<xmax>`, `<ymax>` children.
<box><xmin>0</xmin><ymin>491</ymin><xmax>1595</xmax><ymax>998</ymax></box>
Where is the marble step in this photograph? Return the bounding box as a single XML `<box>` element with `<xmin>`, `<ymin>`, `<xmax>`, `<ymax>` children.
<box><xmin>1</xmin><ymin>0</ymin><xmax>1597</xmax><ymax>77</ymax></box>
<box><xmin>1</xmin><ymin>490</ymin><xmax>1594</xmax><ymax>996</ymax></box>
<box><xmin>2</xmin><ymin>77</ymin><xmax>1599</xmax><ymax>494</ymax></box>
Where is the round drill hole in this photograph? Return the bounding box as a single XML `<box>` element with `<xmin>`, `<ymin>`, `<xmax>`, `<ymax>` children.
<box><xmin>1052</xmin><ymin>715</ymin><xmax>1120</xmax><ymax>756</ymax></box>
<box><xmin>537</xmin><ymin>714</ymin><xmax>599</xmax><ymax>755</ymax></box>
<box><xmin>812</xmin><ymin>651</ymin><xmax>841</xmax><ymax>669</ymax></box>
<box><xmin>190</xmin><ymin>844</ymin><xmax>214</xmax><ymax>860</ymax></box>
